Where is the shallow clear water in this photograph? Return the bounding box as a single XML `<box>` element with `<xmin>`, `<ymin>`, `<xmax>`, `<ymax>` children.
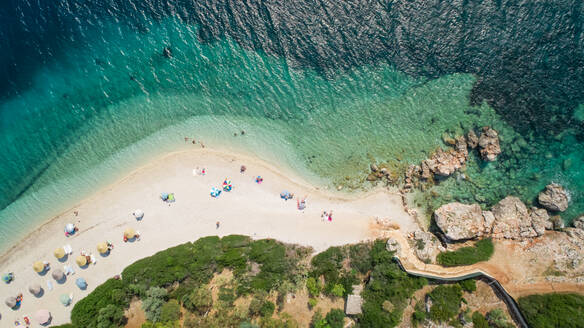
<box><xmin>1</xmin><ymin>2</ymin><xmax>583</xmax><ymax>247</ymax></box>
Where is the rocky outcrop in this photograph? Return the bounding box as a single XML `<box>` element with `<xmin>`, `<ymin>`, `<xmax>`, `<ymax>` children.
<box><xmin>538</xmin><ymin>183</ymin><xmax>569</xmax><ymax>212</ymax></box>
<box><xmin>412</xmin><ymin>230</ymin><xmax>446</xmax><ymax>263</ymax></box>
<box><xmin>434</xmin><ymin>203</ymin><xmax>492</xmax><ymax>241</ymax></box>
<box><xmin>478</xmin><ymin>127</ymin><xmax>501</xmax><ymax>161</ymax></box>
<box><xmin>386</xmin><ymin>237</ymin><xmax>402</xmax><ymax>253</ymax></box>
<box><xmin>573</xmin><ymin>217</ymin><xmax>584</xmax><ymax>230</ymax></box>
<box><xmin>434</xmin><ymin>197</ymin><xmax>556</xmax><ymax>241</ymax></box>
<box><xmin>490</xmin><ymin>196</ymin><xmax>548</xmax><ymax>239</ymax></box>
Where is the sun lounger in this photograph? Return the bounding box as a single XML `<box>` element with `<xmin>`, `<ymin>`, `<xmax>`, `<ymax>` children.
<box><xmin>46</xmin><ymin>280</ymin><xmax>53</xmax><ymax>291</ymax></box>
<box><xmin>63</xmin><ymin>244</ymin><xmax>73</xmax><ymax>255</ymax></box>
<box><xmin>90</xmin><ymin>255</ymin><xmax>97</xmax><ymax>265</ymax></box>
<box><xmin>64</xmin><ymin>265</ymin><xmax>75</xmax><ymax>275</ymax></box>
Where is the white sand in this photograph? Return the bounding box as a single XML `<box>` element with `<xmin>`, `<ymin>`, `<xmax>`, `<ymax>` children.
<box><xmin>0</xmin><ymin>148</ymin><xmax>417</xmax><ymax>326</ymax></box>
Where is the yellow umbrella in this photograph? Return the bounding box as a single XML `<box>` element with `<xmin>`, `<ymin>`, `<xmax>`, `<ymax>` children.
<box><xmin>33</xmin><ymin>261</ymin><xmax>45</xmax><ymax>273</ymax></box>
<box><xmin>124</xmin><ymin>228</ymin><xmax>136</xmax><ymax>239</ymax></box>
<box><xmin>75</xmin><ymin>255</ymin><xmax>87</xmax><ymax>267</ymax></box>
<box><xmin>97</xmin><ymin>242</ymin><xmax>108</xmax><ymax>254</ymax></box>
<box><xmin>54</xmin><ymin>247</ymin><xmax>66</xmax><ymax>259</ymax></box>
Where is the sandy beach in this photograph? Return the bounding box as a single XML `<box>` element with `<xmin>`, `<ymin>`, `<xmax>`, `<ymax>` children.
<box><xmin>0</xmin><ymin>148</ymin><xmax>417</xmax><ymax>326</ymax></box>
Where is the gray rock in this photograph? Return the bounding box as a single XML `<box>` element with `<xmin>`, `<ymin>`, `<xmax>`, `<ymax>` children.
<box><xmin>491</xmin><ymin>196</ymin><xmax>543</xmax><ymax>239</ymax></box>
<box><xmin>412</xmin><ymin>230</ymin><xmax>445</xmax><ymax>263</ymax></box>
<box><xmin>530</xmin><ymin>207</ymin><xmax>551</xmax><ymax>236</ymax></box>
<box><xmin>478</xmin><ymin>127</ymin><xmax>501</xmax><ymax>161</ymax></box>
<box><xmin>345</xmin><ymin>294</ymin><xmax>363</xmax><ymax>315</ymax></box>
<box><xmin>550</xmin><ymin>216</ymin><xmax>565</xmax><ymax>230</ymax></box>
<box><xmin>370</xmin><ymin>163</ymin><xmax>379</xmax><ymax>172</ymax></box>
<box><xmin>425</xmin><ymin>148</ymin><xmax>466</xmax><ymax>177</ymax></box>
<box><xmin>386</xmin><ymin>238</ymin><xmax>401</xmax><ymax>253</ymax></box>
<box><xmin>538</xmin><ymin>183</ymin><xmax>569</xmax><ymax>212</ymax></box>
<box><xmin>434</xmin><ymin>202</ymin><xmax>488</xmax><ymax>241</ymax></box>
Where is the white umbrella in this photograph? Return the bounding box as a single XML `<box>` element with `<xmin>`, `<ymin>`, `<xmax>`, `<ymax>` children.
<box><xmin>35</xmin><ymin>309</ymin><xmax>51</xmax><ymax>324</ymax></box>
<box><xmin>133</xmin><ymin>209</ymin><xmax>144</xmax><ymax>219</ymax></box>
<box><xmin>65</xmin><ymin>223</ymin><xmax>75</xmax><ymax>234</ymax></box>
<box><xmin>28</xmin><ymin>283</ymin><xmax>42</xmax><ymax>295</ymax></box>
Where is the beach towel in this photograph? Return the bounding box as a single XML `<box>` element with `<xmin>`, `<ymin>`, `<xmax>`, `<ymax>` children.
<box><xmin>90</xmin><ymin>255</ymin><xmax>97</xmax><ymax>264</ymax></box>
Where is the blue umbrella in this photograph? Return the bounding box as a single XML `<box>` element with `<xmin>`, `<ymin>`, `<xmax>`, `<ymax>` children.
<box><xmin>2</xmin><ymin>273</ymin><xmax>13</xmax><ymax>283</ymax></box>
<box><xmin>75</xmin><ymin>277</ymin><xmax>87</xmax><ymax>289</ymax></box>
<box><xmin>161</xmin><ymin>193</ymin><xmax>169</xmax><ymax>201</ymax></box>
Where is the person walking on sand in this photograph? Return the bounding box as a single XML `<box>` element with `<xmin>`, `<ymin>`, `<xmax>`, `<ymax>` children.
<box><xmin>216</xmin><ymin>221</ymin><xmax>220</xmax><ymax>229</ymax></box>
<box><xmin>328</xmin><ymin>210</ymin><xmax>333</xmax><ymax>222</ymax></box>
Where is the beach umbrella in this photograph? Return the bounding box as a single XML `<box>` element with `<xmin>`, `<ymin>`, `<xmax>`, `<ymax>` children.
<box><xmin>161</xmin><ymin>192</ymin><xmax>169</xmax><ymax>200</ymax></box>
<box><xmin>34</xmin><ymin>309</ymin><xmax>51</xmax><ymax>324</ymax></box>
<box><xmin>222</xmin><ymin>179</ymin><xmax>232</xmax><ymax>191</ymax></box>
<box><xmin>51</xmin><ymin>268</ymin><xmax>65</xmax><ymax>281</ymax></box>
<box><xmin>33</xmin><ymin>261</ymin><xmax>45</xmax><ymax>273</ymax></box>
<box><xmin>75</xmin><ymin>277</ymin><xmax>87</xmax><ymax>289</ymax></box>
<box><xmin>65</xmin><ymin>223</ymin><xmax>75</xmax><ymax>234</ymax></box>
<box><xmin>5</xmin><ymin>296</ymin><xmax>16</xmax><ymax>308</ymax></box>
<box><xmin>75</xmin><ymin>255</ymin><xmax>87</xmax><ymax>267</ymax></box>
<box><xmin>124</xmin><ymin>228</ymin><xmax>136</xmax><ymax>239</ymax></box>
<box><xmin>210</xmin><ymin>187</ymin><xmax>221</xmax><ymax>197</ymax></box>
<box><xmin>54</xmin><ymin>247</ymin><xmax>66</xmax><ymax>259</ymax></box>
<box><xmin>60</xmin><ymin>294</ymin><xmax>71</xmax><ymax>306</ymax></box>
<box><xmin>133</xmin><ymin>209</ymin><xmax>144</xmax><ymax>219</ymax></box>
<box><xmin>97</xmin><ymin>242</ymin><xmax>109</xmax><ymax>254</ymax></box>
<box><xmin>28</xmin><ymin>283</ymin><xmax>42</xmax><ymax>295</ymax></box>
<box><xmin>2</xmin><ymin>273</ymin><xmax>12</xmax><ymax>283</ymax></box>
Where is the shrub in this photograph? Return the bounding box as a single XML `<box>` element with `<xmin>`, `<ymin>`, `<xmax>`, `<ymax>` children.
<box><xmin>428</xmin><ymin>285</ymin><xmax>463</xmax><ymax>322</ymax></box>
<box><xmin>411</xmin><ymin>302</ymin><xmax>426</xmax><ymax>327</ymax></box>
<box><xmin>349</xmin><ymin>243</ymin><xmax>373</xmax><ymax>274</ymax></box>
<box><xmin>308</xmin><ymin>298</ymin><xmax>318</xmax><ymax>308</ymax></box>
<box><xmin>218</xmin><ymin>287</ymin><xmax>236</xmax><ymax>306</ymax></box>
<box><xmin>437</xmin><ymin>239</ymin><xmax>494</xmax><ymax>266</ymax></box>
<box><xmin>472</xmin><ymin>311</ymin><xmax>489</xmax><ymax>328</ymax></box>
<box><xmin>331</xmin><ymin>284</ymin><xmax>345</xmax><ymax>297</ymax></box>
<box><xmin>71</xmin><ymin>278</ymin><xmax>129</xmax><ymax>327</ymax></box>
<box><xmin>310</xmin><ymin>311</ymin><xmax>327</xmax><ymax>328</ymax></box>
<box><xmin>260</xmin><ymin>301</ymin><xmax>276</xmax><ymax>317</ymax></box>
<box><xmin>160</xmin><ymin>300</ymin><xmax>181</xmax><ymax>323</ymax></box>
<box><xmin>486</xmin><ymin>309</ymin><xmax>514</xmax><ymax>328</ymax></box>
<box><xmin>325</xmin><ymin>309</ymin><xmax>345</xmax><ymax>328</ymax></box>
<box><xmin>458</xmin><ymin>279</ymin><xmax>476</xmax><ymax>292</ymax></box>
<box><xmin>519</xmin><ymin>293</ymin><xmax>584</xmax><ymax>328</ymax></box>
<box><xmin>306</xmin><ymin>277</ymin><xmax>322</xmax><ymax>297</ymax></box>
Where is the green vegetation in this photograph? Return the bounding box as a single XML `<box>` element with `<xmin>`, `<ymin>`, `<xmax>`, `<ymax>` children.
<box><xmin>437</xmin><ymin>238</ymin><xmax>494</xmax><ymax>266</ymax></box>
<box><xmin>359</xmin><ymin>240</ymin><xmax>428</xmax><ymax>327</ymax></box>
<box><xmin>68</xmin><ymin>235</ymin><xmax>508</xmax><ymax>328</ymax></box>
<box><xmin>486</xmin><ymin>309</ymin><xmax>514</xmax><ymax>328</ymax></box>
<box><xmin>428</xmin><ymin>285</ymin><xmax>463</xmax><ymax>322</ymax></box>
<box><xmin>519</xmin><ymin>293</ymin><xmax>584</xmax><ymax>328</ymax></box>
<box><xmin>458</xmin><ymin>279</ymin><xmax>477</xmax><ymax>292</ymax></box>
<box><xmin>472</xmin><ymin>311</ymin><xmax>489</xmax><ymax>328</ymax></box>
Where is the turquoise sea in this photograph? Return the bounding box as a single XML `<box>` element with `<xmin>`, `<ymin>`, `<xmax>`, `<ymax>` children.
<box><xmin>1</xmin><ymin>0</ymin><xmax>583</xmax><ymax>247</ymax></box>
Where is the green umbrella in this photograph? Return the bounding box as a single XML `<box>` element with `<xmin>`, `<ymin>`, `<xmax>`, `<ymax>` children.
<box><xmin>60</xmin><ymin>294</ymin><xmax>71</xmax><ymax>306</ymax></box>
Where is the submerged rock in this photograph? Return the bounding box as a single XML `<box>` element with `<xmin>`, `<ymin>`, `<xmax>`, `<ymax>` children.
<box><xmin>434</xmin><ymin>202</ymin><xmax>489</xmax><ymax>241</ymax></box>
<box><xmin>425</xmin><ymin>148</ymin><xmax>466</xmax><ymax>177</ymax></box>
<box><xmin>538</xmin><ymin>183</ymin><xmax>569</xmax><ymax>212</ymax></box>
<box><xmin>466</xmin><ymin>130</ymin><xmax>479</xmax><ymax>148</ymax></box>
<box><xmin>478</xmin><ymin>127</ymin><xmax>501</xmax><ymax>161</ymax></box>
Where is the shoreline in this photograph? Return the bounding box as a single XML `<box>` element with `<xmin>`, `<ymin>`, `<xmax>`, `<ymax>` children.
<box><xmin>0</xmin><ymin>148</ymin><xmax>418</xmax><ymax>325</ymax></box>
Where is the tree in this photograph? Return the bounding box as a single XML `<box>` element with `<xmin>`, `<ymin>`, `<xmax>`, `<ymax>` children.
<box><xmin>183</xmin><ymin>285</ymin><xmax>212</xmax><ymax>315</ymax></box>
<box><xmin>472</xmin><ymin>311</ymin><xmax>489</xmax><ymax>328</ymax></box>
<box><xmin>325</xmin><ymin>309</ymin><xmax>345</xmax><ymax>328</ymax></box>
<box><xmin>142</xmin><ymin>287</ymin><xmax>168</xmax><ymax>322</ymax></box>
<box><xmin>96</xmin><ymin>304</ymin><xmax>126</xmax><ymax>328</ymax></box>
<box><xmin>160</xmin><ymin>300</ymin><xmax>181</xmax><ymax>323</ymax></box>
